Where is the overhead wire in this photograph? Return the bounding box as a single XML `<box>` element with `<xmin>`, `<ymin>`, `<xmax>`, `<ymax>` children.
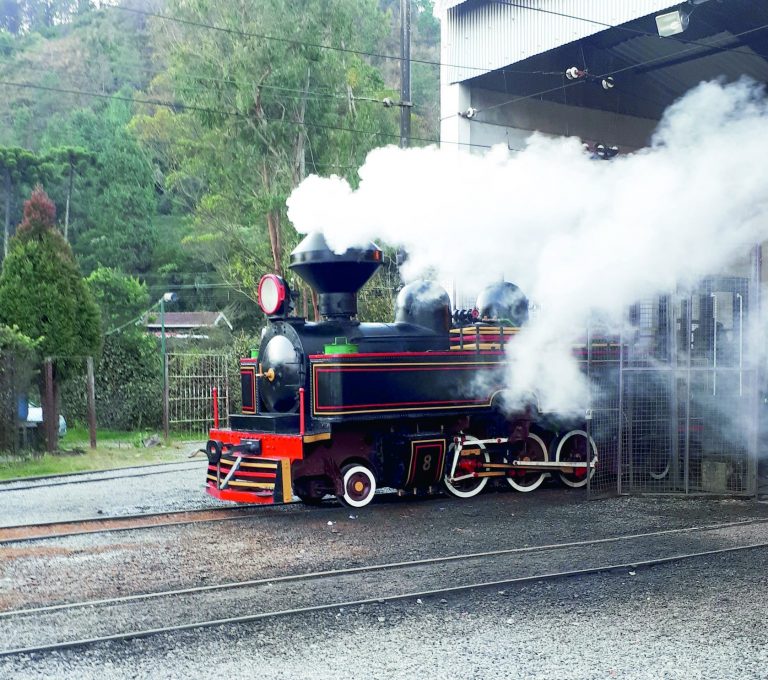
<box><xmin>0</xmin><ymin>78</ymin><xmax>493</xmax><ymax>150</ymax></box>
<box><xmin>113</xmin><ymin>1</ymin><xmax>768</xmax><ymax>81</ymax></box>
<box><xmin>0</xmin><ymin>54</ymin><xmax>416</xmax><ymax>109</ymax></box>
<box><xmin>108</xmin><ymin>2</ymin><xmax>768</xmax><ymax>122</ymax></box>
<box><xmin>2</xmin><ymin>4</ymin><xmax>764</xmax><ymax>149</ymax></box>
<box><xmin>111</xmin><ymin>4</ymin><xmax>472</xmax><ymax>73</ymax></box>
<box><xmin>476</xmin><ymin>20</ymin><xmax>768</xmax><ymax>114</ymax></box>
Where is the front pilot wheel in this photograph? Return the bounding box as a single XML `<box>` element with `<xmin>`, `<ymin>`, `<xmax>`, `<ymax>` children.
<box><xmin>337</xmin><ymin>464</ymin><xmax>377</xmax><ymax>508</ymax></box>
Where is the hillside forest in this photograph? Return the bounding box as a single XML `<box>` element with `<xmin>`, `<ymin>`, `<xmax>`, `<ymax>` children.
<box><xmin>0</xmin><ymin>0</ymin><xmax>440</xmax><ymax>329</ymax></box>
<box><xmin>0</xmin><ymin>0</ymin><xmax>440</xmax><ymax>441</ymax></box>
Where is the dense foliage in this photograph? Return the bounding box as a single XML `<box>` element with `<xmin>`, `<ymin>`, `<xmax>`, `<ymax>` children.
<box><xmin>1</xmin><ymin>0</ymin><xmax>438</xmax><ymax>312</ymax></box>
<box><xmin>86</xmin><ymin>266</ymin><xmax>150</xmax><ymax>331</ymax></box>
<box><xmin>0</xmin><ymin>1</ymin><xmax>440</xmax><ymax>434</ymax></box>
<box><xmin>62</xmin><ymin>328</ymin><xmax>163</xmax><ymax>431</ymax></box>
<box><xmin>0</xmin><ymin>186</ymin><xmax>101</xmax><ymax>381</ymax></box>
<box><xmin>41</xmin><ymin>99</ymin><xmax>158</xmax><ymax>274</ymax></box>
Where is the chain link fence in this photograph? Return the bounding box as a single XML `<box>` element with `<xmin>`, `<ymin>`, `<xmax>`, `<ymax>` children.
<box><xmin>587</xmin><ymin>274</ymin><xmax>760</xmax><ymax>498</ymax></box>
<box><xmin>0</xmin><ymin>351</ymin><xmax>26</xmax><ymax>453</ymax></box>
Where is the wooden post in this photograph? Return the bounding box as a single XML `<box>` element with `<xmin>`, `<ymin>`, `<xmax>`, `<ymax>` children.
<box><xmin>44</xmin><ymin>358</ymin><xmax>56</xmax><ymax>453</ymax></box>
<box><xmin>86</xmin><ymin>356</ymin><xmax>97</xmax><ymax>449</ymax></box>
<box><xmin>163</xmin><ymin>353</ymin><xmax>170</xmax><ymax>441</ymax></box>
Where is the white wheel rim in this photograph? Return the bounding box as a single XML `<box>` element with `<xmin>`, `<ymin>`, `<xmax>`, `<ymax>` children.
<box><xmin>341</xmin><ymin>465</ymin><xmax>377</xmax><ymax>508</ymax></box>
<box><xmin>555</xmin><ymin>429</ymin><xmax>597</xmax><ymax>488</ymax></box>
<box><xmin>444</xmin><ymin>435</ymin><xmax>489</xmax><ymax>499</ymax></box>
<box><xmin>507</xmin><ymin>433</ymin><xmax>548</xmax><ymax>493</ymax></box>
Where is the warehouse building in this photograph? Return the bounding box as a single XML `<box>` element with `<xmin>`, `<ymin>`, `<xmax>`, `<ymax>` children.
<box><xmin>436</xmin><ymin>0</ymin><xmax>768</xmax><ymax>497</ymax></box>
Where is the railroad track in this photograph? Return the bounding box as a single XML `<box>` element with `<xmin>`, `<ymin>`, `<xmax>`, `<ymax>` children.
<box><xmin>0</xmin><ymin>460</ymin><xmax>206</xmax><ymax>492</ymax></box>
<box><xmin>0</xmin><ymin>502</ymin><xmax>297</xmax><ymax>544</ymax></box>
<box><xmin>2</xmin><ymin>518</ymin><xmax>767</xmax><ymax>657</ymax></box>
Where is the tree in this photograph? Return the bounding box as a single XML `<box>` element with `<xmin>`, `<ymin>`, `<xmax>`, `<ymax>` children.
<box><xmin>86</xmin><ymin>266</ymin><xmax>150</xmax><ymax>331</ymax></box>
<box><xmin>48</xmin><ymin>146</ymin><xmax>96</xmax><ymax>242</ymax></box>
<box><xmin>0</xmin><ymin>147</ymin><xmax>44</xmax><ymax>259</ymax></box>
<box><xmin>0</xmin><ymin>186</ymin><xmax>101</xmax><ymax>440</ymax></box>
<box><xmin>41</xmin><ymin>99</ymin><xmax>157</xmax><ymax>274</ymax></box>
<box><xmin>136</xmin><ymin>0</ymin><xmax>398</xmax><ymax>301</ymax></box>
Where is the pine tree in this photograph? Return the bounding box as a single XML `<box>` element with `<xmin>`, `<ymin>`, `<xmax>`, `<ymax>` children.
<box><xmin>0</xmin><ymin>186</ymin><xmax>101</xmax><ymax>444</ymax></box>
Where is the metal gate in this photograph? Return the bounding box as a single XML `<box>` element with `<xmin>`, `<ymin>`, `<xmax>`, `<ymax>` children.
<box><xmin>587</xmin><ymin>271</ymin><xmax>760</xmax><ymax>498</ymax></box>
<box><xmin>166</xmin><ymin>353</ymin><xmax>230</xmax><ymax>439</ymax></box>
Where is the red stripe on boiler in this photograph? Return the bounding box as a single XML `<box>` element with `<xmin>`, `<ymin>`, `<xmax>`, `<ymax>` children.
<box><xmin>315</xmin><ymin>365</ymin><xmax>499</xmax><ymax>373</ymax></box>
<box><xmin>308</xmin><ymin>350</ymin><xmax>505</xmax><ymax>359</ymax></box>
<box><xmin>316</xmin><ymin>398</ymin><xmax>488</xmax><ymax>410</ymax></box>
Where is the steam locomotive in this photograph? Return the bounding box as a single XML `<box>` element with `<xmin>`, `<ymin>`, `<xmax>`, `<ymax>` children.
<box><xmin>204</xmin><ymin>233</ymin><xmax>597</xmax><ymax>507</ymax></box>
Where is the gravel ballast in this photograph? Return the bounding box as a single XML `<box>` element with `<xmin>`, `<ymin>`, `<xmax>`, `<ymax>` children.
<box><xmin>3</xmin><ymin>548</ymin><xmax>766</xmax><ymax>679</ymax></box>
<box><xmin>3</xmin><ymin>472</ymin><xmax>768</xmax><ymax>678</ymax></box>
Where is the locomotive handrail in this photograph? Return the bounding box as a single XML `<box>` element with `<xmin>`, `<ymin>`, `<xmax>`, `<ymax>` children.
<box><xmin>299</xmin><ymin>387</ymin><xmax>306</xmax><ymax>435</ymax></box>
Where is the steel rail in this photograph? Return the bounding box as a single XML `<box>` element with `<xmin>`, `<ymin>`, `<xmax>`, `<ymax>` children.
<box><xmin>1</xmin><ymin>539</ymin><xmax>766</xmax><ymax>658</ymax></box>
<box><xmin>2</xmin><ymin>517</ymin><xmax>766</xmax><ymax>619</ymax></box>
<box><xmin>0</xmin><ymin>458</ymin><xmax>206</xmax><ymax>486</ymax></box>
<box><xmin>0</xmin><ymin>503</ymin><xmax>293</xmax><ymax>545</ymax></box>
<box><xmin>0</xmin><ymin>462</ymin><xmax>206</xmax><ymax>492</ymax></box>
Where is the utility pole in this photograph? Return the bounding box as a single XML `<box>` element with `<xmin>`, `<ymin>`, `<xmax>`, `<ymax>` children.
<box><xmin>159</xmin><ymin>292</ymin><xmax>177</xmax><ymax>441</ymax></box>
<box><xmin>400</xmin><ymin>0</ymin><xmax>411</xmax><ymax>148</ymax></box>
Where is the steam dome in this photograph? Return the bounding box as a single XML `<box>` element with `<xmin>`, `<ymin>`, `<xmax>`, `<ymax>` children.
<box><xmin>475</xmin><ymin>282</ymin><xmax>529</xmax><ymax>326</ymax></box>
<box><xmin>395</xmin><ymin>281</ymin><xmax>451</xmax><ymax>334</ymax></box>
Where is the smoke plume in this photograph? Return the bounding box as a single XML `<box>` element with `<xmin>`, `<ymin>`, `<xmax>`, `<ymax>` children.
<box><xmin>287</xmin><ymin>79</ymin><xmax>768</xmax><ymax>414</ymax></box>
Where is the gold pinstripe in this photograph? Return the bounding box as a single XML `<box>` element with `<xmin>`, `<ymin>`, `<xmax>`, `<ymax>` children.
<box><xmin>311</xmin><ymin>360</ymin><xmax>505</xmax><ymax>416</ymax></box>
<box><xmin>228</xmin><ymin>480</ymin><xmax>275</xmax><ymax>489</ymax></box>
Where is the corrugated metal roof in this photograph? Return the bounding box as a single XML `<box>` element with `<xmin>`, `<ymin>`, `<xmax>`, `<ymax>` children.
<box><xmin>443</xmin><ymin>0</ymin><xmax>679</xmax><ymax>83</ymax></box>
<box><xmin>611</xmin><ymin>31</ymin><xmax>768</xmax><ymax>101</ymax></box>
<box><xmin>470</xmin><ymin>10</ymin><xmax>768</xmax><ymax>122</ymax></box>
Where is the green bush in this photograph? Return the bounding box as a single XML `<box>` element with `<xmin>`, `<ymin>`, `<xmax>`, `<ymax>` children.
<box><xmin>62</xmin><ymin>330</ymin><xmax>162</xmax><ymax>431</ymax></box>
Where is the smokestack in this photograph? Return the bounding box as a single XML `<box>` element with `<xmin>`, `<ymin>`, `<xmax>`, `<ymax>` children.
<box><xmin>289</xmin><ymin>232</ymin><xmax>382</xmax><ymax>319</ymax></box>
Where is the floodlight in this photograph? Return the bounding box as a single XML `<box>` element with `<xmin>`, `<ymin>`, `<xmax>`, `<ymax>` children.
<box><xmin>656</xmin><ymin>9</ymin><xmax>690</xmax><ymax>37</ymax></box>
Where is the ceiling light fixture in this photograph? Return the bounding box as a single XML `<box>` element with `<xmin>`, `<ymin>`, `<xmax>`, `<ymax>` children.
<box><xmin>656</xmin><ymin>0</ymin><xmax>711</xmax><ymax>38</ymax></box>
<box><xmin>655</xmin><ymin>8</ymin><xmax>690</xmax><ymax>37</ymax></box>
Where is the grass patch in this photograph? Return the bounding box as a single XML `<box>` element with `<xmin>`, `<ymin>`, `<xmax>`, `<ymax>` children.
<box><xmin>0</xmin><ymin>429</ymin><xmax>205</xmax><ymax>480</ymax></box>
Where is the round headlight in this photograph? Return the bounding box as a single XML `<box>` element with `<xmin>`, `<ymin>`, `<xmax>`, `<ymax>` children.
<box><xmin>258</xmin><ymin>274</ymin><xmax>287</xmax><ymax>316</ymax></box>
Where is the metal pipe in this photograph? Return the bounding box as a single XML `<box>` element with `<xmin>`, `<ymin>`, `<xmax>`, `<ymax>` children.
<box><xmin>220</xmin><ymin>456</ymin><xmax>242</xmax><ymax>489</ymax></box>
<box><xmin>399</xmin><ymin>0</ymin><xmax>411</xmax><ymax>148</ymax></box>
<box><xmin>617</xmin><ymin>325</ymin><xmax>624</xmax><ymax>495</ymax></box>
<box><xmin>710</xmin><ymin>292</ymin><xmax>717</xmax><ymax>396</ymax></box>
<box><xmin>299</xmin><ymin>387</ymin><xmax>306</xmax><ymax>435</ymax></box>
<box><xmin>212</xmin><ymin>386</ymin><xmax>219</xmax><ymax>429</ymax></box>
<box><xmin>736</xmin><ymin>292</ymin><xmax>743</xmax><ymax>397</ymax></box>
<box><xmin>685</xmin><ymin>294</ymin><xmax>692</xmax><ymax>495</ymax></box>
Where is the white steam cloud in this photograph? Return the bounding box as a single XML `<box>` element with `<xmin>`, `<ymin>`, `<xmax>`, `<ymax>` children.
<box><xmin>287</xmin><ymin>79</ymin><xmax>768</xmax><ymax>414</ymax></box>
